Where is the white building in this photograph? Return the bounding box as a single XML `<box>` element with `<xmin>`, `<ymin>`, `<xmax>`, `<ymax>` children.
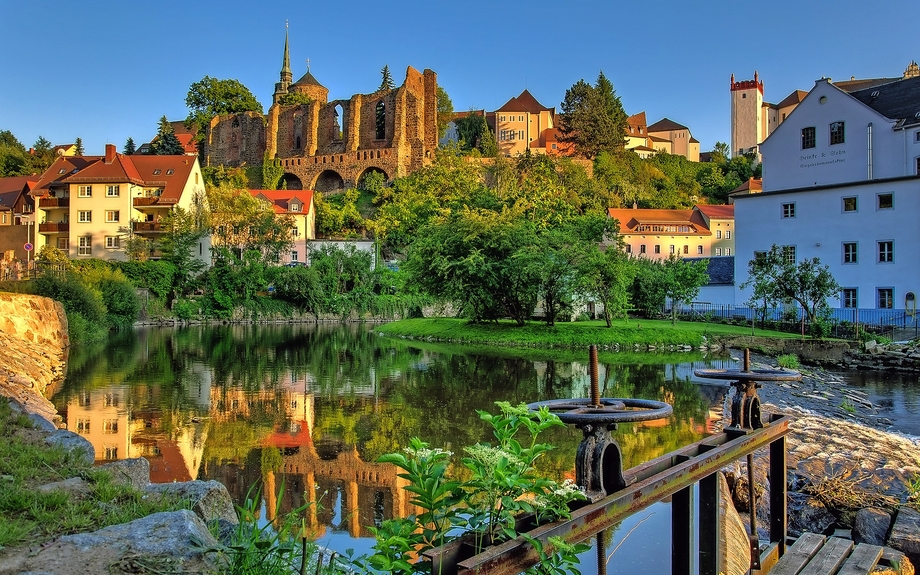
<box><xmin>734</xmin><ymin>75</ymin><xmax>920</xmax><ymax>320</ymax></box>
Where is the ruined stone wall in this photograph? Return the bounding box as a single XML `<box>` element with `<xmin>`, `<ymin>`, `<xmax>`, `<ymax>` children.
<box><xmin>205</xmin><ymin>112</ymin><xmax>266</xmax><ymax>167</ymax></box>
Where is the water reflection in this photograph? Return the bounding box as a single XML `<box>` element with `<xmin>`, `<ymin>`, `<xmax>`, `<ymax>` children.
<box><xmin>52</xmin><ymin>323</ymin><xmax>733</xmax><ymax>566</ymax></box>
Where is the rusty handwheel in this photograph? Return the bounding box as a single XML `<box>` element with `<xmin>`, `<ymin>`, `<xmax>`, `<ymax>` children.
<box><xmin>526</xmin><ymin>397</ymin><xmax>673</xmax><ymax>426</ymax></box>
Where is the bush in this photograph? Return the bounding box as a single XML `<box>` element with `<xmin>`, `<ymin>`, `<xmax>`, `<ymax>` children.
<box><xmin>777</xmin><ymin>353</ymin><xmax>800</xmax><ymax>369</ymax></box>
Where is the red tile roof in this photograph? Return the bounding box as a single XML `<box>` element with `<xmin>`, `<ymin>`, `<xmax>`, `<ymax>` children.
<box><xmin>607</xmin><ymin>208</ymin><xmax>710</xmax><ymax>235</ymax></box>
<box><xmin>496</xmin><ymin>89</ymin><xmax>552</xmax><ymax>114</ymax></box>
<box><xmin>695</xmin><ymin>204</ymin><xmax>734</xmax><ymax>219</ymax></box>
<box><xmin>648</xmin><ymin>118</ymin><xmax>689</xmax><ymax>132</ymax></box>
<box><xmin>626</xmin><ymin>112</ymin><xmax>647</xmax><ymax>128</ymax></box>
<box><xmin>776</xmin><ymin>90</ymin><xmax>808</xmax><ymax>109</ymax></box>
<box><xmin>250</xmin><ymin>189</ymin><xmax>315</xmax><ymax>214</ymax></box>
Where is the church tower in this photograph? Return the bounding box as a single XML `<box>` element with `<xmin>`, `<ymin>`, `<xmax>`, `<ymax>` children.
<box><xmin>273</xmin><ymin>24</ymin><xmax>293</xmax><ymax>105</ymax></box>
<box><xmin>730</xmin><ymin>71</ymin><xmax>764</xmax><ymax>157</ymax></box>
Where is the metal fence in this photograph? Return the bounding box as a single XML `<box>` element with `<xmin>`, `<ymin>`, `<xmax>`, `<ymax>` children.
<box><xmin>0</xmin><ymin>262</ymin><xmax>68</xmax><ymax>282</ymax></box>
<box><xmin>668</xmin><ymin>302</ymin><xmax>919</xmax><ymax>341</ymax></box>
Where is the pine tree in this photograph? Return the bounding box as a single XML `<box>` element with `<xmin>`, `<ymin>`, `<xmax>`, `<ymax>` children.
<box><xmin>74</xmin><ymin>137</ymin><xmax>84</xmax><ymax>155</ymax></box>
<box><xmin>124</xmin><ymin>137</ymin><xmax>136</xmax><ymax>155</ymax></box>
<box><xmin>150</xmin><ymin>116</ymin><xmax>184</xmax><ymax>155</ymax></box>
<box><xmin>379</xmin><ymin>65</ymin><xmax>395</xmax><ymax>91</ymax></box>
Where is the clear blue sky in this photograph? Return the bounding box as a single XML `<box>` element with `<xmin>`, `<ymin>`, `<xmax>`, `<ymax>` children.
<box><xmin>1</xmin><ymin>0</ymin><xmax>914</xmax><ymax>157</ymax></box>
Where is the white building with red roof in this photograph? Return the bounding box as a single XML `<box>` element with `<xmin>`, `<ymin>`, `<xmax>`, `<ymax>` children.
<box><xmin>248</xmin><ymin>189</ymin><xmax>316</xmax><ymax>264</ymax></box>
<box><xmin>30</xmin><ymin>144</ymin><xmax>210</xmax><ymax>263</ymax></box>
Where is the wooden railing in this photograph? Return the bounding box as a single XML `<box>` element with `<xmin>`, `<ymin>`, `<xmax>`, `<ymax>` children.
<box><xmin>38</xmin><ymin>222</ymin><xmax>69</xmax><ymax>233</ymax></box>
<box><xmin>132</xmin><ymin>221</ymin><xmax>164</xmax><ymax>233</ymax></box>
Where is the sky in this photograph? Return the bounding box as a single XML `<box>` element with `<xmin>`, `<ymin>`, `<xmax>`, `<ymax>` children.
<box><xmin>1</xmin><ymin>0</ymin><xmax>915</xmax><ymax>157</ymax></box>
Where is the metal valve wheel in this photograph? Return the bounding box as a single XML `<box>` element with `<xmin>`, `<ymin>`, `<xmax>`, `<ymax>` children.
<box><xmin>526</xmin><ymin>398</ymin><xmax>672</xmax><ymax>426</ymax></box>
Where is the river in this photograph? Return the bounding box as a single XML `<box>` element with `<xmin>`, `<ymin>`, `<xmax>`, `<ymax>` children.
<box><xmin>47</xmin><ymin>323</ymin><xmax>915</xmax><ymax>573</ymax></box>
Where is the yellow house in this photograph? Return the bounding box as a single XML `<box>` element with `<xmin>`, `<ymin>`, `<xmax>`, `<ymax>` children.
<box><xmin>493</xmin><ymin>90</ymin><xmax>556</xmax><ymax>157</ymax></box>
<box><xmin>249</xmin><ymin>189</ymin><xmax>316</xmax><ymax>265</ymax></box>
<box><xmin>647</xmin><ymin>118</ymin><xmax>700</xmax><ymax>162</ymax></box>
<box><xmin>607</xmin><ymin>204</ymin><xmax>734</xmax><ymax>259</ymax></box>
<box><xmin>30</xmin><ymin>144</ymin><xmax>210</xmax><ymax>263</ymax></box>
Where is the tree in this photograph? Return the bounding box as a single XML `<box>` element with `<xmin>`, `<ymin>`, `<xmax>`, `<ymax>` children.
<box><xmin>185</xmin><ymin>76</ymin><xmax>263</xmax><ymax>141</ymax></box>
<box><xmin>379</xmin><ymin>65</ymin><xmax>395</xmax><ymax>91</ymax></box>
<box><xmin>711</xmin><ymin>141</ymin><xmax>730</xmax><ymax>164</ymax></box>
<box><xmin>578</xmin><ymin>243</ymin><xmax>635</xmax><ymax>327</ymax></box>
<box><xmin>740</xmin><ymin>245</ymin><xmax>841</xmax><ymax>334</ymax></box>
<box><xmin>454</xmin><ymin>111</ymin><xmax>488</xmax><ymax>153</ymax></box>
<box><xmin>158</xmin><ymin>205</ymin><xmax>208</xmax><ymax>304</ymax></box>
<box><xmin>207</xmin><ymin>182</ymin><xmax>293</xmax><ymax>263</ymax></box>
<box><xmin>74</xmin><ymin>137</ymin><xmax>84</xmax><ymax>155</ymax></box>
<box><xmin>123</xmin><ymin>137</ymin><xmax>136</xmax><ymax>155</ymax></box>
<box><xmin>558</xmin><ymin>71</ymin><xmax>628</xmax><ymax>159</ymax></box>
<box><xmin>277</xmin><ymin>92</ymin><xmax>312</xmax><ymax>106</ymax></box>
<box><xmin>436</xmin><ymin>86</ymin><xmax>453</xmax><ymax>139</ymax></box>
<box><xmin>150</xmin><ymin>116</ymin><xmax>185</xmax><ymax>155</ymax></box>
<box><xmin>661</xmin><ymin>255</ymin><xmax>709</xmax><ymax>325</ymax></box>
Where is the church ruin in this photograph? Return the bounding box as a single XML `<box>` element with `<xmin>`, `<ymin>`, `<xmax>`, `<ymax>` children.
<box><xmin>203</xmin><ymin>28</ymin><xmax>438</xmax><ymax>192</ymax></box>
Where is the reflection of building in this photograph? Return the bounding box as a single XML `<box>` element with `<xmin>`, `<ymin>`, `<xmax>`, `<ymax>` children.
<box><xmin>66</xmin><ymin>387</ymin><xmax>135</xmax><ymax>462</ymax></box>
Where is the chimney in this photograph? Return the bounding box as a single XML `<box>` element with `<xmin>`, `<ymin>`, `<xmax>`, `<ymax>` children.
<box><xmin>105</xmin><ymin>143</ymin><xmax>116</xmax><ymax>164</ymax></box>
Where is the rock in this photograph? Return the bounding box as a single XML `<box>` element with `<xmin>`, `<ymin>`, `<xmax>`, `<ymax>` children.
<box><xmin>853</xmin><ymin>507</ymin><xmax>891</xmax><ymax>545</ymax></box>
<box><xmin>98</xmin><ymin>458</ymin><xmax>150</xmax><ymax>491</ymax></box>
<box><xmin>889</xmin><ymin>507</ymin><xmax>920</xmax><ymax>565</ymax></box>
<box><xmin>44</xmin><ymin>429</ymin><xmax>94</xmax><ymax>465</ymax></box>
<box><xmin>145</xmin><ymin>480</ymin><xmax>238</xmax><ymax>525</ymax></box>
<box><xmin>27</xmin><ymin>413</ymin><xmax>58</xmax><ymax>433</ymax></box>
<box><xmin>0</xmin><ymin>510</ymin><xmax>224</xmax><ymax>575</ymax></box>
<box><xmin>787</xmin><ymin>492</ymin><xmax>836</xmax><ymax>537</ymax></box>
<box><xmin>37</xmin><ymin>476</ymin><xmax>92</xmax><ymax>497</ymax></box>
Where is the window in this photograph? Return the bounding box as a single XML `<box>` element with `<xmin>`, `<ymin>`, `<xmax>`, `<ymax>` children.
<box><xmin>715</xmin><ymin>230</ymin><xmax>722</xmax><ymax>239</ymax></box>
<box><xmin>291</xmin><ymin>251</ymin><xmax>298</xmax><ymax>262</ymax></box>
<box><xmin>78</xmin><ymin>185</ymin><xmax>92</xmax><ymax>197</ymax></box>
<box><xmin>782</xmin><ymin>203</ymin><xmax>795</xmax><ymax>218</ymax></box>
<box><xmin>843</xmin><ymin>197</ymin><xmax>857</xmax><ymax>212</ymax></box>
<box><xmin>654</xmin><ymin>245</ymin><xmax>661</xmax><ymax>254</ymax></box>
<box><xmin>842</xmin><ymin>288</ymin><xmax>857</xmax><ymax>308</ymax></box>
<box><xmin>78</xmin><ymin>210</ymin><xmax>92</xmax><ymax>223</ymax></box>
<box><xmin>57</xmin><ymin>238</ymin><xmax>69</xmax><ymax>250</ymax></box>
<box><xmin>291</xmin><ymin>226</ymin><xmax>299</xmax><ymax>237</ymax></box>
<box><xmin>625</xmin><ymin>244</ymin><xmax>632</xmax><ymax>254</ymax></box>
<box><xmin>78</xmin><ymin>236</ymin><xmax>92</xmax><ymax>256</ymax></box>
<box><xmin>166</xmin><ymin>169</ymin><xmax>174</xmax><ymax>175</ymax></box>
<box><xmin>725</xmin><ymin>230</ymin><xmax>731</xmax><ymax>239</ymax></box>
<box><xmin>375</xmin><ymin>101</ymin><xmax>386</xmax><ymax>139</ymax></box>
<box><xmin>290</xmin><ymin>203</ymin><xmax>300</xmax><ymax>212</ymax></box>
<box><xmin>801</xmin><ymin>127</ymin><xmax>816</xmax><ymax>149</ymax></box>
<box><xmin>153</xmin><ymin>169</ymin><xmax>161</xmax><ymax>175</ymax></box>
<box><xmin>829</xmin><ymin>121</ymin><xmax>845</xmax><ymax>145</ymax></box>
<box><xmin>725</xmin><ymin>248</ymin><xmax>731</xmax><ymax>256</ymax></box>
<box><xmin>103</xmin><ymin>419</ymin><xmax>118</xmax><ymax>434</ymax></box>
<box><xmin>76</xmin><ymin>419</ymin><xmax>90</xmax><ymax>434</ymax></box>
<box><xmin>878</xmin><ymin>288</ymin><xmax>894</xmax><ymax>309</ymax></box>
<box><xmin>878</xmin><ymin>193</ymin><xmax>893</xmax><ymax>209</ymax></box>
<box><xmin>104</xmin><ymin>446</ymin><xmax>118</xmax><ymax>460</ymax></box>
<box><xmin>843</xmin><ymin>242</ymin><xmax>857</xmax><ymax>263</ymax></box>
<box><xmin>715</xmin><ymin>248</ymin><xmax>722</xmax><ymax>256</ymax></box>
<box><xmin>669</xmin><ymin>245</ymin><xmax>675</xmax><ymax>254</ymax></box>
<box><xmin>518</xmin><ymin>130</ymin><xmax>524</xmax><ymax>140</ymax></box>
<box><xmin>916</xmin><ymin>131</ymin><xmax>920</xmax><ymax>142</ymax></box>
<box><xmin>916</xmin><ymin>157</ymin><xmax>920</xmax><ymax>175</ymax></box>
<box><xmin>106</xmin><ymin>185</ymin><xmax>120</xmax><ymax>197</ymax></box>
<box><xmin>551</xmin><ymin>143</ymin><xmax>557</xmax><ymax>150</ymax></box>
<box><xmin>782</xmin><ymin>245</ymin><xmax>796</xmax><ymax>264</ymax></box>
<box><xmin>878</xmin><ymin>241</ymin><xmax>893</xmax><ymax>262</ymax></box>
<box><xmin>682</xmin><ymin>245</ymin><xmax>689</xmax><ymax>254</ymax></box>
<box><xmin>697</xmin><ymin>245</ymin><xmax>703</xmax><ymax>254</ymax></box>
<box><xmin>639</xmin><ymin>244</ymin><xmax>646</xmax><ymax>254</ymax></box>
<box><xmin>1</xmin><ymin>213</ymin><xmax>5</xmax><ymax>224</ymax></box>
<box><xmin>103</xmin><ymin>393</ymin><xmax>119</xmax><ymax>407</ymax></box>
<box><xmin>105</xmin><ymin>210</ymin><xmax>119</xmax><ymax>223</ymax></box>
<box><xmin>105</xmin><ymin>236</ymin><xmax>120</xmax><ymax>249</ymax></box>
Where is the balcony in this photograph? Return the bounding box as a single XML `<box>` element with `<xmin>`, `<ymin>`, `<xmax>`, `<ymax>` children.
<box><xmin>39</xmin><ymin>197</ymin><xmax>69</xmax><ymax>208</ymax></box>
<box><xmin>38</xmin><ymin>222</ymin><xmax>69</xmax><ymax>233</ymax></box>
<box><xmin>133</xmin><ymin>197</ymin><xmax>160</xmax><ymax>207</ymax></box>
<box><xmin>133</xmin><ymin>221</ymin><xmax>164</xmax><ymax>233</ymax></box>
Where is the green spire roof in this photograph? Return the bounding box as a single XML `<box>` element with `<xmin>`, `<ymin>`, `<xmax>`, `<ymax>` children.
<box><xmin>281</xmin><ymin>25</ymin><xmax>291</xmax><ymax>77</ymax></box>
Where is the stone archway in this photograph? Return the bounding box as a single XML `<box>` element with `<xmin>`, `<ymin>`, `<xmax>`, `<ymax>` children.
<box><xmin>282</xmin><ymin>173</ymin><xmax>303</xmax><ymax>190</ymax></box>
<box><xmin>357</xmin><ymin>167</ymin><xmax>388</xmax><ymax>190</ymax></box>
<box><xmin>313</xmin><ymin>170</ymin><xmax>345</xmax><ymax>193</ymax></box>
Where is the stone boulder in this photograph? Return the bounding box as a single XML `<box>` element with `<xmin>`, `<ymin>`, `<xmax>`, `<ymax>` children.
<box><xmin>0</xmin><ymin>510</ymin><xmax>223</xmax><ymax>574</ymax></box>
<box><xmin>787</xmin><ymin>492</ymin><xmax>836</xmax><ymax>537</ymax></box>
<box><xmin>889</xmin><ymin>507</ymin><xmax>920</xmax><ymax>565</ymax></box>
<box><xmin>98</xmin><ymin>458</ymin><xmax>150</xmax><ymax>491</ymax></box>
<box><xmin>853</xmin><ymin>507</ymin><xmax>891</xmax><ymax>545</ymax></box>
<box><xmin>145</xmin><ymin>480</ymin><xmax>238</xmax><ymax>525</ymax></box>
<box><xmin>44</xmin><ymin>429</ymin><xmax>94</xmax><ymax>465</ymax></box>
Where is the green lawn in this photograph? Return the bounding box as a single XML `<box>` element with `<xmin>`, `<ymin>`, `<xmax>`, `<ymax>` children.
<box><xmin>374</xmin><ymin>317</ymin><xmax>803</xmax><ymax>350</ymax></box>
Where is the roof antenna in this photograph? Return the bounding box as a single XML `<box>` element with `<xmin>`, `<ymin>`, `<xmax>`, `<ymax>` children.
<box><xmin>306</xmin><ymin>58</ymin><xmax>310</xmax><ymax>73</ymax></box>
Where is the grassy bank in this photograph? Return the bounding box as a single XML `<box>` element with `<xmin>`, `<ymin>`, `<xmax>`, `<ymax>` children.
<box><xmin>374</xmin><ymin>317</ymin><xmax>803</xmax><ymax>350</ymax></box>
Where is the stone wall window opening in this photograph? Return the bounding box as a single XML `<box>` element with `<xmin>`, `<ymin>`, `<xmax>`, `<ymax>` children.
<box><xmin>375</xmin><ymin>101</ymin><xmax>386</xmax><ymax>140</ymax></box>
<box><xmin>829</xmin><ymin>121</ymin><xmax>845</xmax><ymax>145</ymax></box>
<box><xmin>781</xmin><ymin>202</ymin><xmax>795</xmax><ymax>218</ymax></box>
<box><xmin>296</xmin><ymin>135</ymin><xmax>302</xmax><ymax>149</ymax></box>
<box><xmin>106</xmin><ymin>184</ymin><xmax>120</xmax><ymax>197</ymax></box>
<box><xmin>801</xmin><ymin>126</ymin><xmax>816</xmax><ymax>149</ymax></box>
<box><xmin>842</xmin><ymin>288</ymin><xmax>857</xmax><ymax>309</ymax></box>
<box><xmin>781</xmin><ymin>245</ymin><xmax>796</xmax><ymax>264</ymax></box>
<box><xmin>878</xmin><ymin>240</ymin><xmax>894</xmax><ymax>263</ymax></box>
<box><xmin>333</xmin><ymin>104</ymin><xmax>345</xmax><ymax>141</ymax></box>
<box><xmin>843</xmin><ymin>242</ymin><xmax>857</xmax><ymax>263</ymax></box>
<box><xmin>79</xmin><ymin>185</ymin><xmax>92</xmax><ymax>197</ymax></box>
<box><xmin>878</xmin><ymin>287</ymin><xmax>894</xmax><ymax>309</ymax></box>
<box><xmin>877</xmin><ymin>193</ymin><xmax>893</xmax><ymax>210</ymax></box>
<box><xmin>843</xmin><ymin>196</ymin><xmax>857</xmax><ymax>212</ymax></box>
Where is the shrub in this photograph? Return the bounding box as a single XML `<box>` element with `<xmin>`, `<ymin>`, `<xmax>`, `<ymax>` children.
<box><xmin>777</xmin><ymin>353</ymin><xmax>800</xmax><ymax>369</ymax></box>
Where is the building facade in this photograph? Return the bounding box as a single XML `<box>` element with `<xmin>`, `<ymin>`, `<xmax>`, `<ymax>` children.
<box><xmin>249</xmin><ymin>189</ymin><xmax>316</xmax><ymax>265</ymax></box>
<box><xmin>734</xmin><ymin>76</ymin><xmax>920</xmax><ymax>314</ymax></box>
<box><xmin>30</xmin><ymin>144</ymin><xmax>210</xmax><ymax>263</ymax></box>
<box><xmin>493</xmin><ymin>90</ymin><xmax>556</xmax><ymax>157</ymax></box>
<box><xmin>607</xmin><ymin>205</ymin><xmax>735</xmax><ymax>260</ymax></box>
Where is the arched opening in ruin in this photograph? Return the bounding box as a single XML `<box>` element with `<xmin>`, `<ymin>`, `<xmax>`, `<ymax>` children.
<box><xmin>333</xmin><ymin>104</ymin><xmax>344</xmax><ymax>141</ymax></box>
<box><xmin>357</xmin><ymin>167</ymin><xmax>388</xmax><ymax>191</ymax></box>
<box><xmin>375</xmin><ymin>101</ymin><xmax>386</xmax><ymax>140</ymax></box>
<box><xmin>281</xmin><ymin>173</ymin><xmax>303</xmax><ymax>190</ymax></box>
<box><xmin>313</xmin><ymin>170</ymin><xmax>345</xmax><ymax>193</ymax></box>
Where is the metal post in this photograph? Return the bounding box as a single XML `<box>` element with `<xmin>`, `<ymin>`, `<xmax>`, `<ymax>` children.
<box><xmin>698</xmin><ymin>446</ymin><xmax>720</xmax><ymax>575</ymax></box>
<box><xmin>769</xmin><ymin>432</ymin><xmax>787</xmax><ymax>554</ymax></box>
<box><xmin>589</xmin><ymin>345</ymin><xmax>600</xmax><ymax>407</ymax></box>
<box><xmin>671</xmin><ymin>455</ymin><xmax>693</xmax><ymax>575</ymax></box>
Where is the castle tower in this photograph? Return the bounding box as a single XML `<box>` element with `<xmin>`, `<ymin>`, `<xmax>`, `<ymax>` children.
<box><xmin>730</xmin><ymin>71</ymin><xmax>764</xmax><ymax>157</ymax></box>
<box><xmin>273</xmin><ymin>24</ymin><xmax>293</xmax><ymax>105</ymax></box>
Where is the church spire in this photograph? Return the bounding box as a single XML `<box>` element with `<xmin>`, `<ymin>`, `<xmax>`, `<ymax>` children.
<box><xmin>280</xmin><ymin>21</ymin><xmax>292</xmax><ymax>84</ymax></box>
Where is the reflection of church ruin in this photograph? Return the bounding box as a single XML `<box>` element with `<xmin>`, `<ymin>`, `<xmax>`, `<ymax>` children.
<box><xmin>204</xmin><ymin>27</ymin><xmax>439</xmax><ymax>192</ymax></box>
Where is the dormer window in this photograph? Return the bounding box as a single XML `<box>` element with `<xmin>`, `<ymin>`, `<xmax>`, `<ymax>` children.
<box><xmin>290</xmin><ymin>203</ymin><xmax>301</xmax><ymax>212</ymax></box>
<box><xmin>153</xmin><ymin>169</ymin><xmax>161</xmax><ymax>175</ymax></box>
<box><xmin>166</xmin><ymin>169</ymin><xmax>174</xmax><ymax>175</ymax></box>
<box><xmin>58</xmin><ymin>168</ymin><xmax>66</xmax><ymax>174</ymax></box>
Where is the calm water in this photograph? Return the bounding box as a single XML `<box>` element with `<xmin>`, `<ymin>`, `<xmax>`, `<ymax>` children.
<box><xmin>50</xmin><ymin>324</ymin><xmax>747</xmax><ymax>573</ymax></box>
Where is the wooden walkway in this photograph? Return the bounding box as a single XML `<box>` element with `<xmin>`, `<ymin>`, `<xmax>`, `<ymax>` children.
<box><xmin>766</xmin><ymin>533</ymin><xmax>885</xmax><ymax>575</ymax></box>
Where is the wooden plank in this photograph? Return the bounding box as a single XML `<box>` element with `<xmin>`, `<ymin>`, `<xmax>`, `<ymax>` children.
<box><xmin>799</xmin><ymin>537</ymin><xmax>853</xmax><ymax>575</ymax></box>
<box><xmin>836</xmin><ymin>543</ymin><xmax>883</xmax><ymax>575</ymax></box>
<box><xmin>753</xmin><ymin>542</ymin><xmax>780</xmax><ymax>575</ymax></box>
<box><xmin>770</xmin><ymin>533</ymin><xmax>826</xmax><ymax>575</ymax></box>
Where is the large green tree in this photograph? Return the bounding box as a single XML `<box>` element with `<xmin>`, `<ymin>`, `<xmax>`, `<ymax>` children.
<box><xmin>184</xmin><ymin>76</ymin><xmax>263</xmax><ymax>140</ymax></box>
<box><xmin>578</xmin><ymin>243</ymin><xmax>635</xmax><ymax>327</ymax></box>
<box><xmin>558</xmin><ymin>71</ymin><xmax>628</xmax><ymax>159</ymax></box>
<box><xmin>436</xmin><ymin>86</ymin><xmax>453</xmax><ymax>140</ymax></box>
